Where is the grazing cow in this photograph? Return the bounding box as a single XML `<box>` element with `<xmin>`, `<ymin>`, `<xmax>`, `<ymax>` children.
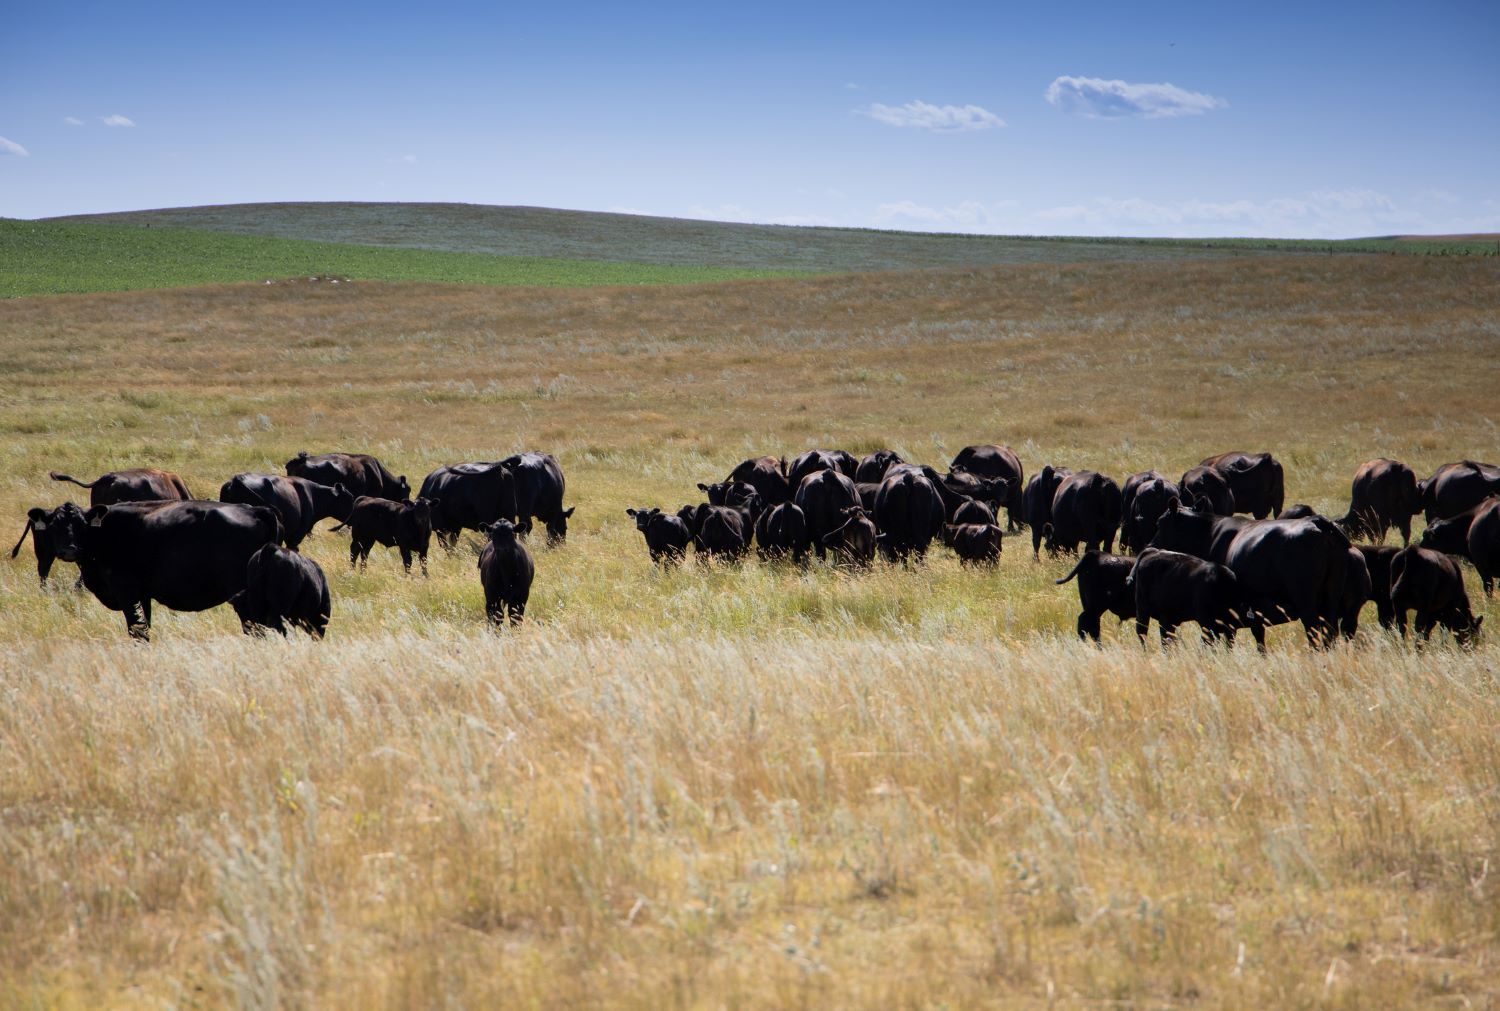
<box><xmin>787</xmin><ymin>449</ymin><xmax>858</xmax><ymax>488</ymax></box>
<box><xmin>950</xmin><ymin>445</ymin><xmax>1024</xmax><ymax>530</ymax></box>
<box><xmin>11</xmin><ymin>502</ymin><xmax>88</xmax><ymax>585</ymax></box>
<box><xmin>52</xmin><ymin>500</ymin><xmax>281</xmax><ymax>640</ymax></box>
<box><xmin>939</xmin><ymin>469</ymin><xmax>1009</xmax><ymax>518</ymax></box>
<box><xmin>1390</xmin><ymin>547</ymin><xmax>1482</xmax><ymax>645</ymax></box>
<box><xmin>1119</xmin><ymin>471</ymin><xmax>1181</xmax><ymax>554</ymax></box>
<box><xmin>794</xmin><ymin>469</ymin><xmax>861</xmax><ymax>560</ymax></box>
<box><xmin>873</xmin><ymin>467</ymin><xmax>947</xmax><ymax>562</ymax></box>
<box><xmin>1340</xmin><ymin>458</ymin><xmax>1419</xmax><ymax>545</ymax></box>
<box><xmin>727</xmin><ymin>456</ymin><xmax>791</xmax><ymax>506</ymax></box>
<box><xmin>754</xmin><ymin>502</ymin><xmax>810</xmax><ymax>564</ymax></box>
<box><xmin>1418</xmin><ymin>461</ymin><xmax>1500</xmax><ymax>522</ymax></box>
<box><xmin>229</xmin><ymin>544</ymin><xmax>331</xmax><ymax>638</ymax></box>
<box><xmin>1357</xmin><ymin>544</ymin><xmax>1401</xmax><ymax>631</ymax></box>
<box><xmin>1467</xmin><ymin>496</ymin><xmax>1500</xmax><ymax>597</ymax></box>
<box><xmin>1179</xmin><ymin>465</ymin><xmax>1236</xmax><ymax>516</ymax></box>
<box><xmin>625</xmin><ymin>508</ymin><xmax>691</xmax><ymax>566</ymax></box>
<box><xmin>286</xmin><ymin>451</ymin><xmax>409</xmax><ymax>502</ymax></box>
<box><xmin>419</xmin><ymin>461</ymin><xmax>518</xmax><ymax>550</ymax></box>
<box><xmin>855</xmin><ymin>449</ymin><xmax>904</xmax><ymax>484</ymax></box>
<box><xmin>499</xmin><ymin>452</ymin><xmax>573</xmax><ymax>543</ymax></box>
<box><xmin>1023</xmin><ymin>466</ymin><xmax>1072</xmax><ymax>559</ymax></box>
<box><xmin>1056</xmin><ymin>551</ymin><xmax>1136</xmax><ymax>643</ymax></box>
<box><xmin>338</xmin><ymin>496</ymin><xmax>435</xmax><ymax>575</ymax></box>
<box><xmin>1201</xmin><ymin>451</ymin><xmax>1285</xmax><ymax>519</ymax></box>
<box><xmin>1417</xmin><ymin>499</ymin><xmax>1488</xmax><ymax>557</ymax></box>
<box><xmin>219</xmin><ymin>473</ymin><xmax>354</xmax><ymax>550</ymax></box>
<box><xmin>1149</xmin><ymin>501</ymin><xmax>1349</xmax><ymax>648</ymax></box>
<box><xmin>698</xmin><ymin>480</ymin><xmax>765</xmax><ymax>524</ymax></box>
<box><xmin>943</xmin><ymin>522</ymin><xmax>1002</xmax><ymax>566</ymax></box>
<box><xmin>854</xmin><ymin>481</ymin><xmax>882</xmax><ymax>512</ymax></box>
<box><xmin>1337</xmin><ymin>547</ymin><xmax>1373</xmax><ymax>640</ymax></box>
<box><xmin>678</xmin><ymin>504</ymin><xmax>750</xmax><ymax>561</ymax></box>
<box><xmin>478</xmin><ymin>520</ymin><xmax>534</xmax><ymax>626</ymax></box>
<box><xmin>951</xmin><ymin>498</ymin><xmax>997</xmax><ymax>527</ymax></box>
<box><xmin>821</xmin><ymin>506</ymin><xmax>878</xmax><ymax>566</ymax></box>
<box><xmin>50</xmin><ymin>468</ymin><xmax>192</xmax><ymax>505</ymax></box>
<box><xmin>1044</xmin><ymin>471</ymin><xmax>1122</xmax><ymax>555</ymax></box>
<box><xmin>1128</xmin><ymin>548</ymin><xmax>1251</xmax><ymax>645</ymax></box>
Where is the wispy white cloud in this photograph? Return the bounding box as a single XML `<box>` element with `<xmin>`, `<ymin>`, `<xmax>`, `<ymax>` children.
<box><xmin>101</xmin><ymin>114</ymin><xmax>135</xmax><ymax>127</ymax></box>
<box><xmin>844</xmin><ymin>82</ymin><xmax>862</xmax><ymax>91</ymax></box>
<box><xmin>63</xmin><ymin>116</ymin><xmax>84</xmax><ymax>126</ymax></box>
<box><xmin>386</xmin><ymin>153</ymin><xmax>417</xmax><ymax>165</ymax></box>
<box><xmin>875</xmin><ymin>199</ymin><xmax>1019</xmax><ymax>231</ymax></box>
<box><xmin>0</xmin><ymin>135</ymin><xmax>30</xmax><ymax>157</ymax></box>
<box><xmin>1045</xmin><ymin>76</ymin><xmax>1225</xmax><ymax>118</ymax></box>
<box><xmin>865</xmin><ymin>100</ymin><xmax>1005</xmax><ymax>132</ymax></box>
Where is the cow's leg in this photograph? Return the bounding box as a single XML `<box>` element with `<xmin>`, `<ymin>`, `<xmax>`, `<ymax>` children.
<box><xmin>1079</xmin><ymin>610</ymin><xmax>1101</xmax><ymax>643</ymax></box>
<box><xmin>400</xmin><ymin>547</ymin><xmax>412</xmax><ymax>573</ymax></box>
<box><xmin>419</xmin><ymin>550</ymin><xmax>428</xmax><ymax>577</ymax></box>
<box><xmin>125</xmin><ymin>600</ymin><xmax>149</xmax><ymax>641</ymax></box>
<box><xmin>1159</xmin><ymin>622</ymin><xmax>1178</xmax><ymax>646</ymax></box>
<box><xmin>349</xmin><ymin>539</ymin><xmax>361</xmax><ymax>569</ymax></box>
<box><xmin>1398</xmin><ymin>517</ymin><xmax>1411</xmax><ymax>547</ymax></box>
<box><xmin>509</xmin><ymin>600</ymin><xmax>525</xmax><ymax>626</ymax></box>
<box><xmin>1394</xmin><ymin>606</ymin><xmax>1409</xmax><ymax>638</ymax></box>
<box><xmin>1135</xmin><ymin>616</ymin><xmax>1150</xmax><ymax>644</ymax></box>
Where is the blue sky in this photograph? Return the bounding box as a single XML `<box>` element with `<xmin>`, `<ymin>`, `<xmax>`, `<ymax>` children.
<box><xmin>2</xmin><ymin>0</ymin><xmax>1497</xmax><ymax>237</ymax></box>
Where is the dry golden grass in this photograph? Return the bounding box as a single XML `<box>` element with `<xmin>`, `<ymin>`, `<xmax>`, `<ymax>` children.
<box><xmin>2</xmin><ymin>255</ymin><xmax>1499</xmax><ymax>1007</ymax></box>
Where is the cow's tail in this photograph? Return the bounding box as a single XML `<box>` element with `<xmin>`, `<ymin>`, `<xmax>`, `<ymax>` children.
<box><xmin>328</xmin><ymin>521</ymin><xmax>349</xmax><ymax>532</ymax></box>
<box><xmin>49</xmin><ymin>471</ymin><xmax>98</xmax><ymax>489</ymax></box>
<box><xmin>1055</xmin><ymin>551</ymin><xmax>1093</xmax><ymax>585</ymax></box>
<box><xmin>251</xmin><ymin>506</ymin><xmax>284</xmax><ymax>548</ymax></box>
<box><xmin>10</xmin><ymin>517</ymin><xmax>34</xmax><ymax>558</ymax></box>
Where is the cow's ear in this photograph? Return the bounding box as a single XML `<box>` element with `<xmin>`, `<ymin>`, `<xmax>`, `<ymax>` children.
<box><xmin>649</xmin><ymin>507</ymin><xmax>661</xmax><ymax>516</ymax></box>
<box><xmin>562</xmin><ymin>507</ymin><xmax>576</xmax><ymax>518</ymax></box>
<box><xmin>85</xmin><ymin>506</ymin><xmax>108</xmax><ymax>525</ymax></box>
<box><xmin>1167</xmin><ymin>497</ymin><xmax>1180</xmax><ymax>513</ymax></box>
<box><xmin>626</xmin><ymin>508</ymin><xmax>638</xmax><ymax>517</ymax></box>
<box><xmin>28</xmin><ymin>507</ymin><xmax>47</xmax><ymax>522</ymax></box>
<box><xmin>478</xmin><ymin>522</ymin><xmax>492</xmax><ymax>534</ymax></box>
<box><xmin>696</xmin><ymin>483</ymin><xmax>710</xmax><ymax>492</ymax></box>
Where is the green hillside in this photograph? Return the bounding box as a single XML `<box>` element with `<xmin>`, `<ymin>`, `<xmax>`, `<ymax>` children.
<box><xmin>57</xmin><ymin>201</ymin><xmax>1493</xmax><ymax>274</ymax></box>
<box><xmin>0</xmin><ymin>218</ymin><xmax>790</xmax><ymax>298</ymax></box>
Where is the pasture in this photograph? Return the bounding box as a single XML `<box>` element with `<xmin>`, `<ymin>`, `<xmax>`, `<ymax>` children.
<box><xmin>3</xmin><ymin>250</ymin><xmax>1500</xmax><ymax>1006</ymax></box>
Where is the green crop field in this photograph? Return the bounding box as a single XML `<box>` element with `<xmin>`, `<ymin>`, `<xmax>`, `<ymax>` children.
<box><xmin>0</xmin><ymin>218</ymin><xmax>794</xmax><ymax>298</ymax></box>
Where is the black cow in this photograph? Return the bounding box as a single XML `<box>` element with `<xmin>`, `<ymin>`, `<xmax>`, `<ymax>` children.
<box><xmin>1044</xmin><ymin>471</ymin><xmax>1122</xmax><ymax>555</ymax></box>
<box><xmin>1119</xmin><ymin>471</ymin><xmax>1181</xmax><ymax>554</ymax></box>
<box><xmin>951</xmin><ymin>498</ymin><xmax>997</xmax><ymax>527</ymax></box>
<box><xmin>11</xmin><ymin>502</ymin><xmax>87</xmax><ymax>585</ymax></box>
<box><xmin>54</xmin><ymin>500</ymin><xmax>281</xmax><ymax>639</ymax></box>
<box><xmin>754</xmin><ymin>502</ymin><xmax>810</xmax><ymax>564</ymax></box>
<box><xmin>1149</xmin><ymin>501</ymin><xmax>1349</xmax><ymax>648</ymax></box>
<box><xmin>795</xmin><ymin>469</ymin><xmax>861</xmax><ymax>560</ymax></box>
<box><xmin>939</xmin><ymin>469</ymin><xmax>1009</xmax><ymax>518</ymax></box>
<box><xmin>1201</xmin><ymin>451</ymin><xmax>1285</xmax><ymax>519</ymax></box>
<box><xmin>338</xmin><ymin>496</ymin><xmax>435</xmax><ymax>575</ymax></box>
<box><xmin>1390</xmin><ymin>547</ymin><xmax>1482</xmax><ymax>645</ymax></box>
<box><xmin>698</xmin><ymin>480</ymin><xmax>765</xmax><ymax>524</ymax></box>
<box><xmin>1056</xmin><ymin>551</ymin><xmax>1136</xmax><ymax>642</ymax></box>
<box><xmin>478</xmin><ymin>519</ymin><xmax>534</xmax><ymax>626</ymax></box>
<box><xmin>787</xmin><ymin>449</ymin><xmax>858</xmax><ymax>488</ymax></box>
<box><xmin>822</xmin><ymin>506</ymin><xmax>878</xmax><ymax>566</ymax></box>
<box><xmin>229</xmin><ymin>544</ymin><xmax>331</xmax><ymax>638</ymax></box>
<box><xmin>678</xmin><ymin>504</ymin><xmax>750</xmax><ymax>561</ymax></box>
<box><xmin>419</xmin><ymin>461</ymin><xmax>518</xmax><ymax>551</ymax></box>
<box><xmin>1128</xmin><ymin>548</ymin><xmax>1251</xmax><ymax>645</ymax></box>
<box><xmin>1417</xmin><ymin>499</ymin><xmax>1488</xmax><ymax>557</ymax></box>
<box><xmin>1338</xmin><ymin>547</ymin><xmax>1372</xmax><ymax>640</ymax></box>
<box><xmin>873</xmin><ymin>467</ymin><xmax>946</xmax><ymax>562</ymax></box>
<box><xmin>950</xmin><ymin>445</ymin><xmax>1024</xmax><ymax>530</ymax></box>
<box><xmin>1179</xmin><ymin>465</ymin><xmax>1236</xmax><ymax>516</ymax></box>
<box><xmin>1418</xmin><ymin>461</ymin><xmax>1500</xmax><ymax>522</ymax></box>
<box><xmin>1340</xmin><ymin>458</ymin><xmax>1419</xmax><ymax>545</ymax></box>
<box><xmin>285</xmin><ymin>452</ymin><xmax>409</xmax><ymax>502</ymax></box>
<box><xmin>626</xmin><ymin>508</ymin><xmax>691</xmax><ymax>566</ymax></box>
<box><xmin>854</xmin><ymin>481</ymin><xmax>882</xmax><ymax>512</ymax></box>
<box><xmin>50</xmin><ymin>468</ymin><xmax>192</xmax><ymax>505</ymax></box>
<box><xmin>219</xmin><ymin>473</ymin><xmax>354</xmax><ymax>550</ymax></box>
<box><xmin>942</xmin><ymin>523</ymin><xmax>1002</xmax><ymax>566</ymax></box>
<box><xmin>499</xmin><ymin>452</ymin><xmax>573</xmax><ymax>543</ymax></box>
<box><xmin>1467</xmin><ymin>496</ymin><xmax>1500</xmax><ymax>597</ymax></box>
<box><xmin>855</xmin><ymin>449</ymin><xmax>904</xmax><ymax>484</ymax></box>
<box><xmin>1357</xmin><ymin>544</ymin><xmax>1401</xmax><ymax>631</ymax></box>
<box><xmin>1278</xmin><ymin>504</ymin><xmax>1318</xmax><ymax>519</ymax></box>
<box><xmin>727</xmin><ymin>456</ymin><xmax>791</xmax><ymax>506</ymax></box>
<box><xmin>1023</xmin><ymin>466</ymin><xmax>1072</xmax><ymax>559</ymax></box>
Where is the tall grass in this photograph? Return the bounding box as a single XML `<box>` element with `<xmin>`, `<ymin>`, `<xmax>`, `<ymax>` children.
<box><xmin>2</xmin><ymin>253</ymin><xmax>1499</xmax><ymax>1005</ymax></box>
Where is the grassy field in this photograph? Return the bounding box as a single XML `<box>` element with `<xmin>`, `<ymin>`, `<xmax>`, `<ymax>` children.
<box><xmin>0</xmin><ymin>219</ymin><xmax>794</xmax><ymax>298</ymax></box>
<box><xmin>56</xmin><ymin>201</ymin><xmax>1499</xmax><ymax>275</ymax></box>
<box><xmin>2</xmin><ymin>254</ymin><xmax>1500</xmax><ymax>1006</ymax></box>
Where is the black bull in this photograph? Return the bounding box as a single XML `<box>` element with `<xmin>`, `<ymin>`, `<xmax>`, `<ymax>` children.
<box><xmin>1148</xmin><ymin>503</ymin><xmax>1349</xmax><ymax>647</ymax></box>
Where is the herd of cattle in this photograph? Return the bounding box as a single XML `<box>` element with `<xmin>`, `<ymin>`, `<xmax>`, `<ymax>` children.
<box><xmin>10</xmin><ymin>446</ymin><xmax>1500</xmax><ymax>647</ymax></box>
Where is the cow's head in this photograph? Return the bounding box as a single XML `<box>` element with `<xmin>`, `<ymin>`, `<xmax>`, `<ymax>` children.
<box><xmin>34</xmin><ymin>502</ymin><xmax>90</xmax><ymax>562</ymax></box>
<box><xmin>1148</xmin><ymin>498</ymin><xmax>1215</xmax><ymax>556</ymax></box>
<box><xmin>394</xmin><ymin>475</ymin><xmax>412</xmax><ymax>502</ymax></box>
<box><xmin>481</xmin><ymin>518</ymin><xmax>520</xmax><ymax>546</ymax></box>
<box><xmin>626</xmin><ymin>507</ymin><xmax>662</xmax><ymax>533</ymax></box>
<box><xmin>330</xmin><ymin>482</ymin><xmax>356</xmax><ymax>519</ymax></box>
